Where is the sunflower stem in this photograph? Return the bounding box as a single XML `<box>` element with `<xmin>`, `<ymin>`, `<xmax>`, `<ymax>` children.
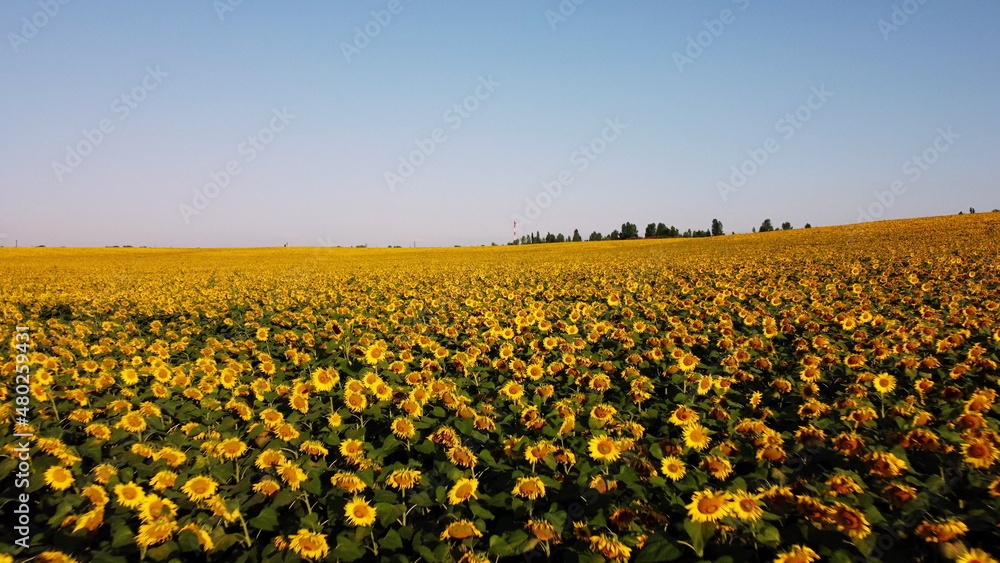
<box><xmin>238</xmin><ymin>513</ymin><xmax>252</xmax><ymax>547</ymax></box>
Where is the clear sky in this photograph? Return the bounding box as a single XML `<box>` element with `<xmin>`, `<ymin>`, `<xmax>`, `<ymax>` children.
<box><xmin>2</xmin><ymin>1</ymin><xmax>998</xmax><ymax>248</ymax></box>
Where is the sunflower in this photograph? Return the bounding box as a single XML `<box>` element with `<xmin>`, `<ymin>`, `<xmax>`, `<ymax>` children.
<box><xmin>139</xmin><ymin>495</ymin><xmax>178</xmax><ymax>523</ymax></box>
<box><xmin>683</xmin><ymin>424</ymin><xmax>712</xmax><ymax>451</ymax></box>
<box><xmin>844</xmin><ymin>354</ymin><xmax>866</xmax><ymax>369</ymax></box>
<box><xmin>344</xmin><ymin>496</ymin><xmax>377</xmax><ymax>526</ymax></box>
<box><xmin>299</xmin><ymin>440</ymin><xmax>329</xmax><ymax>457</ymax></box>
<box><xmin>277</xmin><ymin>462</ymin><xmax>307</xmax><ymax>491</ymax></box>
<box><xmin>327</xmin><ymin>412</ymin><xmax>343</xmax><ymax>428</ymax></box>
<box><xmin>181</xmin><ymin>476</ymin><xmax>218</xmax><ymax>502</ymax></box>
<box><xmin>824</xmin><ymin>474</ymin><xmax>863</xmax><ymax>496</ymax></box>
<box><xmin>962</xmin><ymin>437</ymin><xmax>999</xmax><ymax>468</ymax></box>
<box><xmin>179</xmin><ymin>523</ymin><xmax>215</xmax><ymax>551</ymax></box>
<box><xmin>511</xmin><ymin>477</ymin><xmax>546</xmax><ymax>500</ymax></box>
<box><xmin>728</xmin><ymin>491</ymin><xmax>764</xmax><ymax>522</ymax></box>
<box><xmin>873</xmin><ymin>373</ymin><xmax>896</xmax><ymax>394</ymax></box>
<box><xmin>447</xmin><ymin>478</ymin><xmax>479</xmax><ymax>504</ymax></box>
<box><xmin>362</xmin><ymin>344</ymin><xmax>386</xmax><ymax>365</ymax></box>
<box><xmin>668</xmin><ymin>405</ymin><xmax>699</xmax><ymax>426</ymax></box>
<box><xmin>253</xmin><ymin>479</ymin><xmax>282</xmax><ymax>496</ymax></box>
<box><xmin>827</xmin><ymin>502</ymin><xmax>871</xmax><ymax>539</ymax></box>
<box><xmin>255</xmin><ymin>449</ymin><xmax>287</xmax><ymax>469</ymax></box>
<box><xmin>331</xmin><ymin>472</ymin><xmax>367</xmax><ymax>493</ymax></box>
<box><xmin>386</xmin><ymin>469</ymin><xmax>422</xmax><ymax>491</ymax></box>
<box><xmin>589</xmin><ymin>404</ymin><xmax>617</xmax><ymax>423</ymax></box>
<box><xmin>149</xmin><ymin>470</ymin><xmax>177</xmax><ymax>491</ymax></box>
<box><xmin>916</xmin><ymin>518</ymin><xmax>959</xmax><ymax>541</ymax></box>
<box><xmin>44</xmin><ymin>466</ymin><xmax>74</xmax><ymax>491</ymax></box>
<box><xmin>214</xmin><ymin>438</ymin><xmax>248</xmax><ymax>460</ymax></box>
<box><xmin>958</xmin><ymin>549</ymin><xmax>1000</xmax><ymax>563</ymax></box>
<box><xmin>339</xmin><ymin>439</ymin><xmax>365</xmax><ymax>460</ymax></box>
<box><xmin>526</xmin><ymin>520</ymin><xmax>561</xmax><ymax>543</ymax></box>
<box><xmin>588</xmin><ymin>534</ymin><xmax>632</xmax><ymax>560</ymax></box>
<box><xmin>91</xmin><ymin>464</ymin><xmax>117</xmax><ymax>485</ymax></box>
<box><xmin>865</xmin><ymin>451</ymin><xmax>907</xmax><ymax>477</ymax></box>
<box><xmin>440</xmin><ymin>520</ymin><xmax>483</xmax><ymax>540</ymax></box>
<box><xmin>882</xmin><ymin>483</ymin><xmax>917</xmax><ymax>507</ymax></box>
<box><xmin>135</xmin><ymin>518</ymin><xmax>177</xmax><ymax>547</ymax></box>
<box><xmin>686</xmin><ymin>489</ymin><xmax>731</xmax><ymax>523</ymax></box>
<box><xmin>344</xmin><ymin>392</ymin><xmax>368</xmax><ymax>412</ymax></box>
<box><xmin>259</xmin><ymin>408</ymin><xmax>284</xmax><ymax>428</ymax></box>
<box><xmin>81</xmin><ymin>484</ymin><xmax>109</xmax><ymax>507</ymax></box>
<box><xmin>85</xmin><ymin>423</ymin><xmax>112</xmax><ymax>441</ymax></box>
<box><xmin>701</xmin><ymin>455</ymin><xmax>733</xmax><ymax>480</ymax></box>
<box><xmin>391</xmin><ymin>417</ymin><xmax>416</xmax><ymax>439</ymax></box>
<box><xmin>500</xmin><ymin>380</ymin><xmax>525</xmax><ymax>401</ymax></box>
<box><xmin>288</xmin><ymin>529</ymin><xmax>330</xmax><ymax>560</ymax></box>
<box><xmin>773</xmin><ymin>545</ymin><xmax>820</xmax><ymax>563</ymax></box>
<box><xmin>447</xmin><ymin>445</ymin><xmax>478</xmax><ymax>468</ymax></box>
<box><xmin>677</xmin><ymin>353</ymin><xmax>699</xmax><ymax>372</ymax></box>
<box><xmin>113</xmin><ymin>482</ymin><xmax>146</xmax><ymax>508</ymax></box>
<box><xmin>660</xmin><ymin>456</ymin><xmax>687</xmax><ymax>481</ymax></box>
<box><xmin>116</xmin><ymin>412</ymin><xmax>147</xmax><ymax>433</ymax></box>
<box><xmin>310</xmin><ymin>367</ymin><xmax>339</xmax><ymax>392</ymax></box>
<box><xmin>988</xmin><ymin>476</ymin><xmax>1000</xmax><ymax>497</ymax></box>
<box><xmin>588</xmin><ymin>436</ymin><xmax>622</xmax><ymax>463</ymax></box>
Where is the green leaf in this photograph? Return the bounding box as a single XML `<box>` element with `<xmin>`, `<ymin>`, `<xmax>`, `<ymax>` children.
<box><xmin>177</xmin><ymin>529</ymin><xmax>202</xmax><ymax>552</ymax></box>
<box><xmin>634</xmin><ymin>534</ymin><xmax>682</xmax><ymax>562</ymax></box>
<box><xmin>334</xmin><ymin>534</ymin><xmax>367</xmax><ymax>562</ymax></box>
<box><xmin>381</xmin><ymin>529</ymin><xmax>404</xmax><ymax>551</ymax></box>
<box><xmin>682</xmin><ymin>519</ymin><xmax>714</xmax><ymax>557</ymax></box>
<box><xmin>249</xmin><ymin>507</ymin><xmax>279</xmax><ymax>531</ymax></box>
<box><xmin>112</xmin><ymin>522</ymin><xmax>135</xmax><ymax>548</ymax></box>
<box><xmin>757</xmin><ymin>524</ymin><xmax>780</xmax><ymax>547</ymax></box>
<box><xmin>470</xmin><ymin>502</ymin><xmax>494</xmax><ymax>520</ymax></box>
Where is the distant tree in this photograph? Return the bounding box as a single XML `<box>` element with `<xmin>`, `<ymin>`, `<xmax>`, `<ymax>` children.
<box><xmin>645</xmin><ymin>223</ymin><xmax>657</xmax><ymax>238</ymax></box>
<box><xmin>655</xmin><ymin>223</ymin><xmax>669</xmax><ymax>237</ymax></box>
<box><xmin>609</xmin><ymin>230</ymin><xmax>620</xmax><ymax>240</ymax></box>
<box><xmin>711</xmin><ymin>218</ymin><xmax>724</xmax><ymax>236</ymax></box>
<box><xmin>545</xmin><ymin>232</ymin><xmax>556</xmax><ymax>243</ymax></box>
<box><xmin>556</xmin><ymin>233</ymin><xmax>565</xmax><ymax>243</ymax></box>
<box><xmin>804</xmin><ymin>223</ymin><xmax>812</xmax><ymax>229</ymax></box>
<box><xmin>572</xmin><ymin>229</ymin><xmax>582</xmax><ymax>242</ymax></box>
<box><xmin>621</xmin><ymin>222</ymin><xmax>639</xmax><ymax>239</ymax></box>
<box><xmin>682</xmin><ymin>229</ymin><xmax>692</xmax><ymax>238</ymax></box>
<box><xmin>759</xmin><ymin>219</ymin><xmax>774</xmax><ymax>232</ymax></box>
<box><xmin>970</xmin><ymin>207</ymin><xmax>976</xmax><ymax>214</ymax></box>
<box><xmin>781</xmin><ymin>222</ymin><xmax>793</xmax><ymax>230</ymax></box>
<box><xmin>669</xmin><ymin>226</ymin><xmax>680</xmax><ymax>237</ymax></box>
<box><xmin>752</xmin><ymin>227</ymin><xmax>756</xmax><ymax>233</ymax></box>
<box><xmin>589</xmin><ymin>231</ymin><xmax>602</xmax><ymax>241</ymax></box>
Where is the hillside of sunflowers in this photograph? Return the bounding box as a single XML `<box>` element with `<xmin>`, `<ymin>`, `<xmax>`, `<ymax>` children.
<box><xmin>2</xmin><ymin>212</ymin><xmax>999</xmax><ymax>563</ymax></box>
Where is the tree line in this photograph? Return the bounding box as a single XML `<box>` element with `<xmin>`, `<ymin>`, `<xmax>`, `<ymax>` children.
<box><xmin>510</xmin><ymin>218</ymin><xmax>811</xmax><ymax>245</ymax></box>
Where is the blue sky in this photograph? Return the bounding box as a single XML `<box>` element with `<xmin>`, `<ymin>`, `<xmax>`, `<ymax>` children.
<box><xmin>2</xmin><ymin>1</ymin><xmax>998</xmax><ymax>247</ymax></box>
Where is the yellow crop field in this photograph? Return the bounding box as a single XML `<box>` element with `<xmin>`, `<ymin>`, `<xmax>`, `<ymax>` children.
<box><xmin>2</xmin><ymin>213</ymin><xmax>999</xmax><ymax>562</ymax></box>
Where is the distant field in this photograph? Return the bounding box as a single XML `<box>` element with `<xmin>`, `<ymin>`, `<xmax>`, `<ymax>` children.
<box><xmin>2</xmin><ymin>213</ymin><xmax>999</xmax><ymax>562</ymax></box>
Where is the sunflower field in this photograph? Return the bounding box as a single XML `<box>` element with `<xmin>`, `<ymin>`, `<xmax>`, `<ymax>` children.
<box><xmin>2</xmin><ymin>213</ymin><xmax>1000</xmax><ymax>562</ymax></box>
